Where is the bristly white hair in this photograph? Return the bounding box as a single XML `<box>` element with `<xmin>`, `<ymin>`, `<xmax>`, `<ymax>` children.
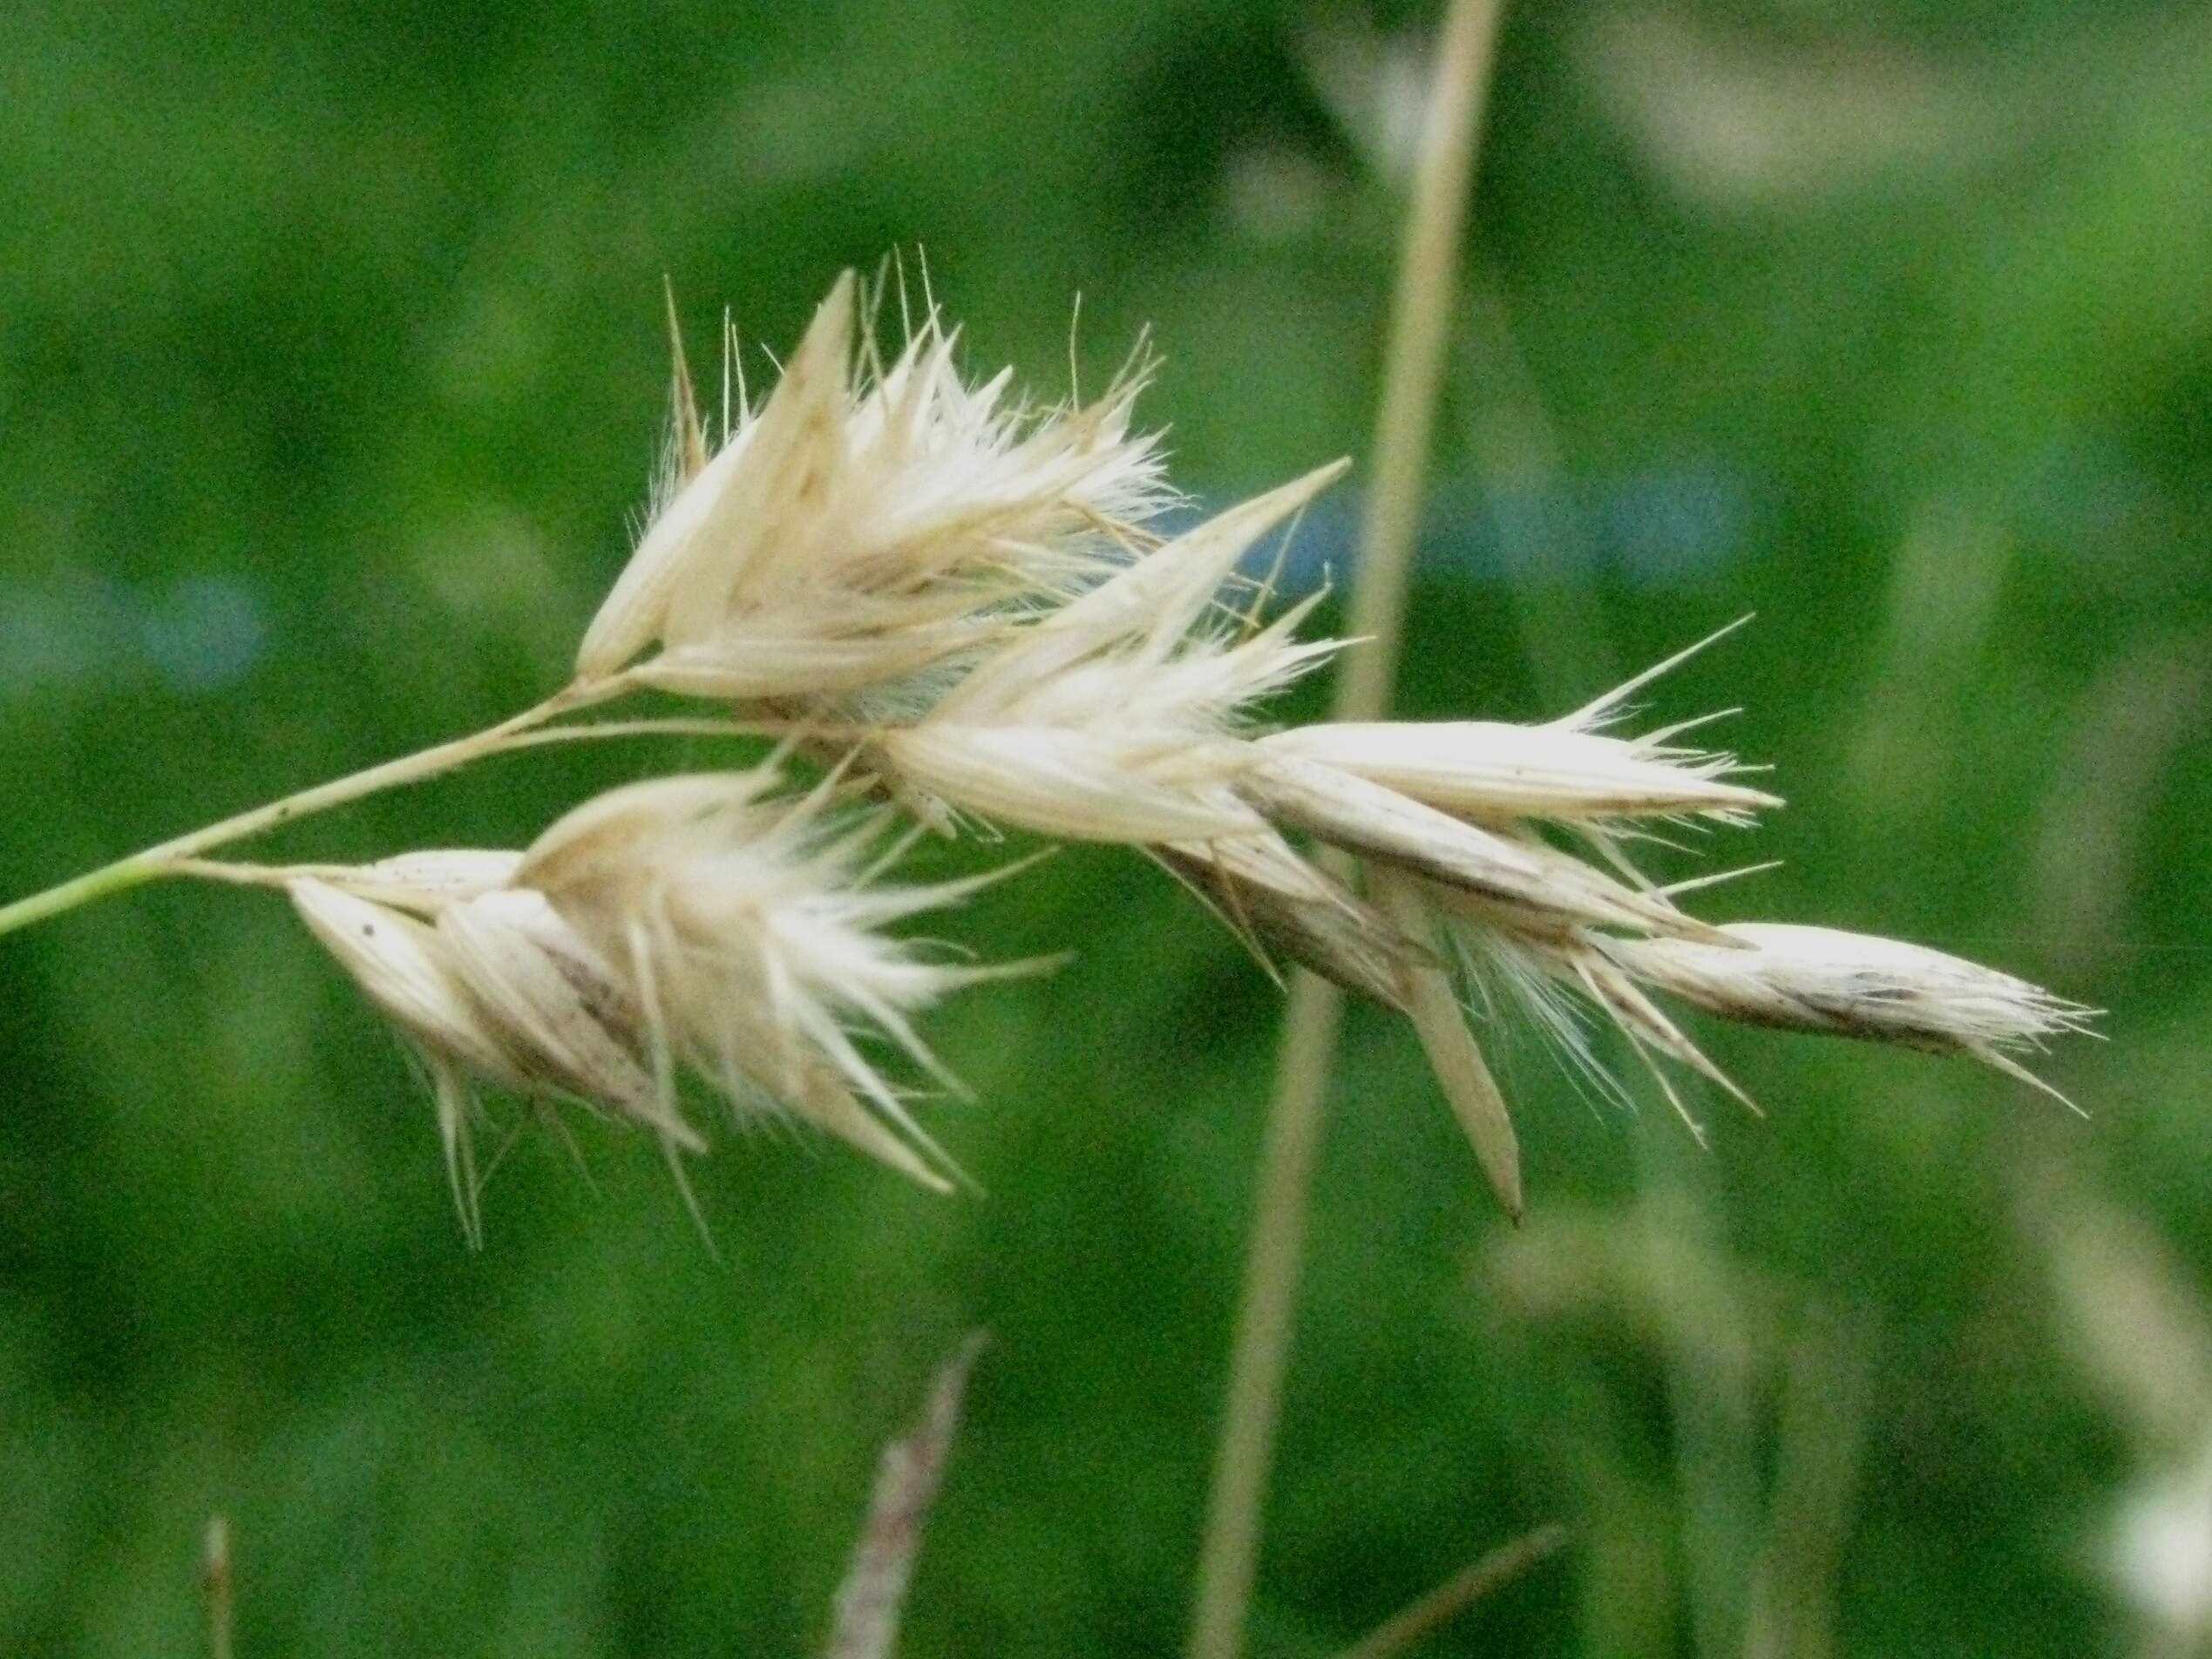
<box><xmin>1427</xmin><ymin>889</ymin><xmax>1756</xmax><ymax>1146</ymax></box>
<box><xmin>288</xmin><ymin>766</ymin><xmax>1027</xmax><ymax>1230</ymax></box>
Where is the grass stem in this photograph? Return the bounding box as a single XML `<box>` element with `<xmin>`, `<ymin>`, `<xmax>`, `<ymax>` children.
<box><xmin>204</xmin><ymin>1514</ymin><xmax>233</xmax><ymax>1659</ymax></box>
<box><xmin>1186</xmin><ymin>5</ymin><xmax>1506</xmax><ymax>1656</ymax></box>
<box><xmin>0</xmin><ymin>679</ymin><xmax>626</xmax><ymax>938</ymax></box>
<box><xmin>1334</xmin><ymin>1524</ymin><xmax>1567</xmax><ymax>1659</ymax></box>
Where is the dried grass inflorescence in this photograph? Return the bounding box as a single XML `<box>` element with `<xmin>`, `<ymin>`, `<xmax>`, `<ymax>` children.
<box><xmin>10</xmin><ymin>269</ymin><xmax>2094</xmax><ymax>1233</ymax></box>
<box><xmin>288</xmin><ymin>771</ymin><xmax>1006</xmax><ymax>1241</ymax></box>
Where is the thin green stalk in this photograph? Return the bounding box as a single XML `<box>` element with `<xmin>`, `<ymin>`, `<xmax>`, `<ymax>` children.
<box><xmin>204</xmin><ymin>1515</ymin><xmax>233</xmax><ymax>1659</ymax></box>
<box><xmin>1335</xmin><ymin>1524</ymin><xmax>1567</xmax><ymax>1659</ymax></box>
<box><xmin>1186</xmin><ymin>974</ymin><xmax>1347</xmax><ymax>1658</ymax></box>
<box><xmin>1336</xmin><ymin>0</ymin><xmax>1504</xmax><ymax>717</ymax></box>
<box><xmin>0</xmin><ymin>679</ymin><xmax>626</xmax><ymax>938</ymax></box>
<box><xmin>1186</xmin><ymin>6</ymin><xmax>1506</xmax><ymax>1657</ymax></box>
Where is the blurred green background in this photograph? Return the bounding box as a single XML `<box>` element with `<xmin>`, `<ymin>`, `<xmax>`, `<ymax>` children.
<box><xmin>2</xmin><ymin>0</ymin><xmax>2209</xmax><ymax>1653</ymax></box>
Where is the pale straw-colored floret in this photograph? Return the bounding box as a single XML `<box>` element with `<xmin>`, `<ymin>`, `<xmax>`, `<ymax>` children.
<box><xmin>290</xmin><ymin>878</ymin><xmax>537</xmax><ymax>1095</ymax></box>
<box><xmin>289</xmin><ymin>876</ymin><xmax>701</xmax><ymax>1244</ymax></box>
<box><xmin>1600</xmin><ymin>923</ymin><xmax>2097</xmax><ymax>1095</ymax></box>
<box><xmin>1239</xmin><ymin>750</ymin><xmax>1732</xmax><ymax>943</ymax></box>
<box><xmin>518</xmin><ymin>769</ymin><xmax>1021</xmax><ymax>1190</ymax></box>
<box><xmin>1422</xmin><ymin>877</ymin><xmax>2093</xmax><ymax>1139</ymax></box>
<box><xmin>876</xmin><ymin>465</ymin><xmax>1347</xmax><ymax>843</ymax></box>
<box><xmin>1256</xmin><ymin>620</ymin><xmax>1779</xmax><ymax>834</ymax></box>
<box><xmin>431</xmin><ymin>886</ymin><xmax>700</xmax><ymax>1148</ymax></box>
<box><xmin>290</xmin><ymin>879</ymin><xmax>502</xmax><ymax>1244</ymax></box>
<box><xmin>1256</xmin><ymin>713</ymin><xmax>1775</xmax><ymax>829</ymax></box>
<box><xmin>576</xmin><ymin>270</ymin><xmax>1171</xmax><ymax>712</ymax></box>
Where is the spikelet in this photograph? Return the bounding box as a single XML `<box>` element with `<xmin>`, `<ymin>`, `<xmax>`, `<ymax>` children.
<box><xmin>577</xmin><ymin>272</ymin><xmax>1170</xmax><ymax>712</ymax></box>
<box><xmin>1260</xmin><ymin>621</ymin><xmax>1777</xmax><ymax>833</ymax></box>
<box><xmin>875</xmin><ymin>465</ymin><xmax>1347</xmax><ymax>843</ymax></box>
<box><xmin>518</xmin><ymin>769</ymin><xmax>1018</xmax><ymax>1190</ymax></box>
<box><xmin>1239</xmin><ymin>751</ymin><xmax>1731</xmax><ymax>942</ymax></box>
<box><xmin>289</xmin><ymin>765</ymin><xmax>1021</xmax><ymax>1224</ymax></box>
<box><xmin>1601</xmin><ymin>922</ymin><xmax>2100</xmax><ymax>1107</ymax></box>
<box><xmin>289</xmin><ymin>875</ymin><xmax>701</xmax><ymax>1244</ymax></box>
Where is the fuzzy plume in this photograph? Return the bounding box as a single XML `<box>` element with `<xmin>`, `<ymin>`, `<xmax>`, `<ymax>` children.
<box><xmin>577</xmin><ymin>271</ymin><xmax>1170</xmax><ymax>713</ymax></box>
<box><xmin>518</xmin><ymin>769</ymin><xmax>1020</xmax><ymax>1190</ymax></box>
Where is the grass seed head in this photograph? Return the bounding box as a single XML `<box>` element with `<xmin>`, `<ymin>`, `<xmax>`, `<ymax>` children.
<box><xmin>243</xmin><ymin>282</ymin><xmax>2099</xmax><ymax>1227</ymax></box>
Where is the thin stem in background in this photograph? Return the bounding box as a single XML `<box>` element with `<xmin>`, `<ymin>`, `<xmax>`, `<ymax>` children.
<box><xmin>1335</xmin><ymin>1523</ymin><xmax>1568</xmax><ymax>1659</ymax></box>
<box><xmin>823</xmin><ymin>1335</ymin><xmax>987</xmax><ymax>1659</ymax></box>
<box><xmin>204</xmin><ymin>1515</ymin><xmax>233</xmax><ymax>1659</ymax></box>
<box><xmin>1184</xmin><ymin>4</ymin><xmax>1508</xmax><ymax>1657</ymax></box>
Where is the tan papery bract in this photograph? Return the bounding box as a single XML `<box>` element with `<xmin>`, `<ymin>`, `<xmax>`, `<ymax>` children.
<box><xmin>435</xmin><ymin>889</ymin><xmax>704</xmax><ymax>1152</ymax></box>
<box><xmin>289</xmin><ymin>879</ymin><xmax>532</xmax><ymax>1092</ymax></box>
<box><xmin>1239</xmin><ymin>753</ymin><xmax>1727</xmax><ymax>943</ymax></box>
